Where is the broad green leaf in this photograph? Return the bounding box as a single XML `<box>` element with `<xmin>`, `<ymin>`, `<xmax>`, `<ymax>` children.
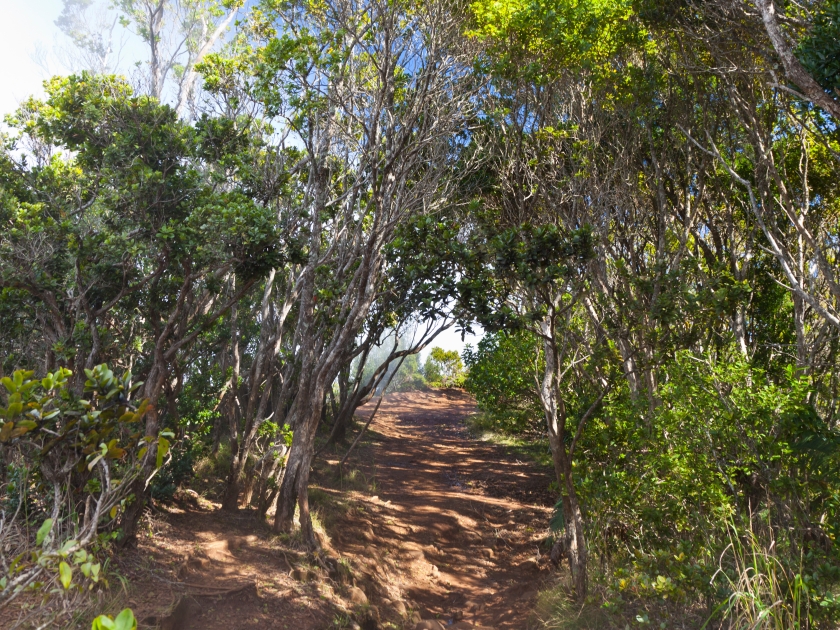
<box><xmin>113</xmin><ymin>608</ymin><xmax>137</xmax><ymax>630</ymax></box>
<box><xmin>59</xmin><ymin>561</ymin><xmax>72</xmax><ymax>589</ymax></box>
<box><xmin>36</xmin><ymin>519</ymin><xmax>53</xmax><ymax>546</ymax></box>
<box><xmin>156</xmin><ymin>436</ymin><xmax>170</xmax><ymax>469</ymax></box>
<box><xmin>91</xmin><ymin>615</ymin><xmax>116</xmax><ymax>630</ymax></box>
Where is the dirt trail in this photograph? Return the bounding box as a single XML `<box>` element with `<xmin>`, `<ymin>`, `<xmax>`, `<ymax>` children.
<box><xmin>346</xmin><ymin>389</ymin><xmax>555</xmax><ymax>628</ymax></box>
<box><xmin>121</xmin><ymin>389</ymin><xmax>555</xmax><ymax>630</ymax></box>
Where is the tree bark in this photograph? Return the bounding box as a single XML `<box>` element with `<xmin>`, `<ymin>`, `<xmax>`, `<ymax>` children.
<box><xmin>756</xmin><ymin>0</ymin><xmax>840</xmax><ymax>120</ymax></box>
<box><xmin>540</xmin><ymin>325</ymin><xmax>588</xmax><ymax>600</ymax></box>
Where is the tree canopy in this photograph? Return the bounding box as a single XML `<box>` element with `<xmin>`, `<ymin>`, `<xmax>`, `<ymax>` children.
<box><xmin>3</xmin><ymin>0</ymin><xmax>840</xmax><ymax>627</ymax></box>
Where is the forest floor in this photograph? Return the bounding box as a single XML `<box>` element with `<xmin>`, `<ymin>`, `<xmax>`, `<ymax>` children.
<box><xmin>116</xmin><ymin>389</ymin><xmax>558</xmax><ymax>630</ymax></box>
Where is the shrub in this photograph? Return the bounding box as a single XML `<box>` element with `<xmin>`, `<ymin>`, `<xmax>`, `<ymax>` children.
<box><xmin>424</xmin><ymin>347</ymin><xmax>465</xmax><ymax>388</ymax></box>
<box><xmin>0</xmin><ymin>365</ymin><xmax>169</xmax><ymax>623</ymax></box>
<box><xmin>462</xmin><ymin>330</ymin><xmax>543</xmax><ymax>433</ymax></box>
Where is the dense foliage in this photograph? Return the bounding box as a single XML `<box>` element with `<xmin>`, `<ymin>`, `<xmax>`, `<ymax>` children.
<box><xmin>3</xmin><ymin>0</ymin><xmax>840</xmax><ymax>626</ymax></box>
<box><xmin>447</xmin><ymin>0</ymin><xmax>840</xmax><ymax>624</ymax></box>
<box><xmin>463</xmin><ymin>331</ymin><xmax>544</xmax><ymax>433</ymax></box>
<box><xmin>0</xmin><ymin>364</ymin><xmax>167</xmax><ymax>613</ymax></box>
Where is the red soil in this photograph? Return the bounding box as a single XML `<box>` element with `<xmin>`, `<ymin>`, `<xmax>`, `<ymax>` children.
<box><xmin>111</xmin><ymin>389</ymin><xmax>555</xmax><ymax>630</ymax></box>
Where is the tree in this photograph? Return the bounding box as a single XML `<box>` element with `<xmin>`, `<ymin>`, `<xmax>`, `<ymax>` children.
<box><xmin>216</xmin><ymin>0</ymin><xmax>477</xmax><ymax>548</ymax></box>
<box><xmin>424</xmin><ymin>347</ymin><xmax>465</xmax><ymax>387</ymax></box>
<box><xmin>55</xmin><ymin>0</ymin><xmax>121</xmax><ymax>74</ymax></box>
<box><xmin>0</xmin><ymin>73</ymin><xmax>287</xmax><ymax>535</ymax></box>
<box><xmin>458</xmin><ymin>0</ymin><xmax>840</xmax><ymax>607</ymax></box>
<box><xmin>57</xmin><ymin>0</ymin><xmax>243</xmax><ymax>115</ymax></box>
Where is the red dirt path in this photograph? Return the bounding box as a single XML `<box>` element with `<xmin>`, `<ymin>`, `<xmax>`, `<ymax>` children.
<box><xmin>114</xmin><ymin>389</ymin><xmax>556</xmax><ymax>630</ymax></box>
<box><xmin>346</xmin><ymin>389</ymin><xmax>556</xmax><ymax>628</ymax></box>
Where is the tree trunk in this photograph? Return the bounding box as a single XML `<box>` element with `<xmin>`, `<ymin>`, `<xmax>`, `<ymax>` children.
<box><xmin>793</xmin><ymin>293</ymin><xmax>809</xmax><ymax>370</ymax></box>
<box><xmin>273</xmin><ymin>401</ymin><xmax>320</xmax><ymax>549</ymax></box>
<box><xmin>558</xmin><ymin>449</ymin><xmax>588</xmax><ymax>598</ymax></box>
<box><xmin>541</xmin><ymin>324</ymin><xmax>588</xmax><ymax>600</ymax></box>
<box><xmin>118</xmin><ymin>401</ymin><xmax>161</xmax><ymax>546</ymax></box>
<box><xmin>274</xmin><ymin>348</ymin><xmax>331</xmax><ymax>548</ymax></box>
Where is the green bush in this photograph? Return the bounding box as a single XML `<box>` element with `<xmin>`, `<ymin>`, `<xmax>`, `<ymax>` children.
<box><xmin>462</xmin><ymin>330</ymin><xmax>543</xmax><ymax>433</ymax></box>
<box><xmin>468</xmin><ymin>341</ymin><xmax>840</xmax><ymax>627</ymax></box>
<box><xmin>0</xmin><ymin>365</ymin><xmax>170</xmax><ymax>620</ymax></box>
<box><xmin>566</xmin><ymin>352</ymin><xmax>840</xmax><ymax>627</ymax></box>
<box><xmin>424</xmin><ymin>347</ymin><xmax>465</xmax><ymax>388</ymax></box>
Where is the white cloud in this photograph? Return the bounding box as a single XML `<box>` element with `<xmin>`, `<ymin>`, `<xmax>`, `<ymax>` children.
<box><xmin>1</xmin><ymin>1</ymin><xmax>67</xmax><ymax>116</ymax></box>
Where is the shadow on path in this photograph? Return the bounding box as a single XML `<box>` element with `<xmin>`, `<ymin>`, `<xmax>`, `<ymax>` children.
<box><xmin>337</xmin><ymin>389</ymin><xmax>556</xmax><ymax>629</ymax></box>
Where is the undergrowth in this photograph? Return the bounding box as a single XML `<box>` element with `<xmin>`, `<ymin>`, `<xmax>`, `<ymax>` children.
<box><xmin>465</xmin><ymin>413</ymin><xmax>553</xmax><ymax>469</ymax></box>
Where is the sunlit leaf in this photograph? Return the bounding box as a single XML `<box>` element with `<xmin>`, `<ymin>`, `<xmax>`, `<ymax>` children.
<box><xmin>59</xmin><ymin>561</ymin><xmax>72</xmax><ymax>589</ymax></box>
<box><xmin>36</xmin><ymin>519</ymin><xmax>54</xmax><ymax>546</ymax></box>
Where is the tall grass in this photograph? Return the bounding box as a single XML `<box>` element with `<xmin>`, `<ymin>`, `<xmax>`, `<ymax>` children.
<box><xmin>707</xmin><ymin>519</ymin><xmax>807</xmax><ymax>630</ymax></box>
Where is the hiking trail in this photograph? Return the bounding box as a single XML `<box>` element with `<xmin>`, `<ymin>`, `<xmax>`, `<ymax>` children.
<box><xmin>123</xmin><ymin>390</ymin><xmax>555</xmax><ymax>629</ymax></box>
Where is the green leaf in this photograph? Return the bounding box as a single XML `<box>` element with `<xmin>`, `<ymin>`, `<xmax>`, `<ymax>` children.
<box><xmin>36</xmin><ymin>519</ymin><xmax>54</xmax><ymax>546</ymax></box>
<box><xmin>91</xmin><ymin>615</ymin><xmax>116</xmax><ymax>630</ymax></box>
<box><xmin>113</xmin><ymin>608</ymin><xmax>137</xmax><ymax>630</ymax></box>
<box><xmin>0</xmin><ymin>422</ymin><xmax>13</xmax><ymax>441</ymax></box>
<box><xmin>15</xmin><ymin>419</ymin><xmax>37</xmax><ymax>431</ymax></box>
<box><xmin>156</xmin><ymin>436</ymin><xmax>170</xmax><ymax>469</ymax></box>
<box><xmin>59</xmin><ymin>561</ymin><xmax>72</xmax><ymax>589</ymax></box>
